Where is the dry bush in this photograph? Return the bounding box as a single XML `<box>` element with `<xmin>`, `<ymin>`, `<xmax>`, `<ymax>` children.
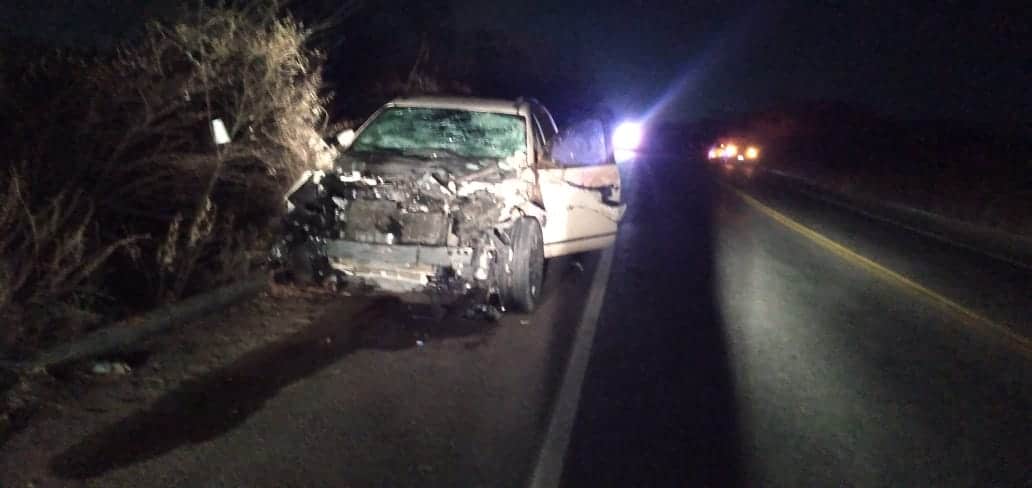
<box><xmin>1</xmin><ymin>2</ymin><xmax>331</xmax><ymax>350</ymax></box>
<box><xmin>90</xmin><ymin>2</ymin><xmax>332</xmax><ymax>295</ymax></box>
<box><xmin>0</xmin><ymin>171</ymin><xmax>143</xmax><ymax>348</ymax></box>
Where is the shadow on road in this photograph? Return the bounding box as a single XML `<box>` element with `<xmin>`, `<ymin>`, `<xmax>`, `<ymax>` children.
<box><xmin>561</xmin><ymin>153</ymin><xmax>744</xmax><ymax>486</ymax></box>
<box><xmin>50</xmin><ymin>295</ymin><xmax>501</xmax><ymax>479</ymax></box>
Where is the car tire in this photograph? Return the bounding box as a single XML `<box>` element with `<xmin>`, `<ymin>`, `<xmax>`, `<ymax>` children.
<box><xmin>502</xmin><ymin>217</ymin><xmax>544</xmax><ymax>313</ymax></box>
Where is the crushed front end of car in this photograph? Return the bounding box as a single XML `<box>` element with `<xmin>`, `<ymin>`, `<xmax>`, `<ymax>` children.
<box><xmin>272</xmin><ymin>151</ymin><xmax>539</xmax><ymax>305</ymax></box>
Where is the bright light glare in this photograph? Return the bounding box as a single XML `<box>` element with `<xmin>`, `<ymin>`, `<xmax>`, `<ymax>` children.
<box><xmin>615</xmin><ymin>149</ymin><xmax>637</xmax><ymax>164</ymax></box>
<box><xmin>708</xmin><ymin>148</ymin><xmax>717</xmax><ymax>159</ymax></box>
<box><xmin>725</xmin><ymin>144</ymin><xmax>738</xmax><ymax>157</ymax></box>
<box><xmin>746</xmin><ymin>146</ymin><xmax>759</xmax><ymax>159</ymax></box>
<box><xmin>613</xmin><ymin>122</ymin><xmax>644</xmax><ymax>150</ymax></box>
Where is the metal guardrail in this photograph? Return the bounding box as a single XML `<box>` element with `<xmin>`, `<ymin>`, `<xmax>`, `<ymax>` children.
<box><xmin>1</xmin><ymin>274</ymin><xmax>269</xmax><ymax>373</ymax></box>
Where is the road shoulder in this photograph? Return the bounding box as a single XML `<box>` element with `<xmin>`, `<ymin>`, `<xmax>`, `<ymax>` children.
<box><xmin>762</xmin><ymin>168</ymin><xmax>1032</xmax><ymax>270</ymax></box>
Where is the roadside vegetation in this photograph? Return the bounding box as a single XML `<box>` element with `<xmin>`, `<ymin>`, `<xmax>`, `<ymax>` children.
<box><xmin>0</xmin><ymin>3</ymin><xmax>330</xmax><ymax>354</ymax></box>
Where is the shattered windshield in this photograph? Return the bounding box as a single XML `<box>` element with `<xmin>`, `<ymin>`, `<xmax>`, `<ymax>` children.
<box><xmin>351</xmin><ymin>107</ymin><xmax>526</xmax><ymax>160</ymax></box>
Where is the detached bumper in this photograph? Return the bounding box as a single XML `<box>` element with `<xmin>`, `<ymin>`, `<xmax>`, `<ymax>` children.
<box><xmin>323</xmin><ymin>240</ymin><xmax>476</xmax><ymax>293</ymax></box>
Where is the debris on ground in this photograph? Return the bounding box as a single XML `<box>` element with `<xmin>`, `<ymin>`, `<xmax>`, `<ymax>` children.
<box><xmin>463</xmin><ymin>303</ymin><xmax>503</xmax><ymax>322</ymax></box>
<box><xmin>90</xmin><ymin>362</ymin><xmax>111</xmax><ymax>375</ymax></box>
<box><xmin>90</xmin><ymin>361</ymin><xmax>131</xmax><ymax>376</ymax></box>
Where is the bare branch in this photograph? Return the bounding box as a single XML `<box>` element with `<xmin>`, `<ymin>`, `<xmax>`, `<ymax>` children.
<box><xmin>1</xmin><ymin>0</ymin><xmax>332</xmax><ymax>346</ymax></box>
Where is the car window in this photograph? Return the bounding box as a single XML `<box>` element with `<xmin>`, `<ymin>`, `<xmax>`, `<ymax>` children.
<box><xmin>531</xmin><ymin>114</ymin><xmax>547</xmax><ymax>151</ymax></box>
<box><xmin>531</xmin><ymin>114</ymin><xmax>560</xmax><ymax>168</ymax></box>
<box><xmin>351</xmin><ymin>107</ymin><xmax>527</xmax><ymax>160</ymax></box>
<box><xmin>532</xmin><ymin>105</ymin><xmax>558</xmax><ymax>145</ymax></box>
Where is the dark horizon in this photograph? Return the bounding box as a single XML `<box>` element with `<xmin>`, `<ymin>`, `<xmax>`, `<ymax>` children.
<box><xmin>2</xmin><ymin>0</ymin><xmax>1028</xmax><ymax>128</ymax></box>
<box><xmin>450</xmin><ymin>0</ymin><xmax>1029</xmax><ymax>127</ymax></box>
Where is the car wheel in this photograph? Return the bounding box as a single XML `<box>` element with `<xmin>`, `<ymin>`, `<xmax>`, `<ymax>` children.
<box><xmin>502</xmin><ymin>217</ymin><xmax>544</xmax><ymax>313</ymax></box>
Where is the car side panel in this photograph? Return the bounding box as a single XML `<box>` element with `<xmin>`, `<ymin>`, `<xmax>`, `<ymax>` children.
<box><xmin>537</xmin><ymin>165</ymin><xmax>624</xmax><ymax>258</ymax></box>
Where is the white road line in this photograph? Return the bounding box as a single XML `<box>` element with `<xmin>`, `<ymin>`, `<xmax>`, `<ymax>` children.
<box><xmin>528</xmin><ymin>247</ymin><xmax>615</xmax><ymax>488</ymax></box>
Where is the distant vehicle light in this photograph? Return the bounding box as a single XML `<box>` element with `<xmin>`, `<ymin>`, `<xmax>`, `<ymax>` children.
<box><xmin>613</xmin><ymin>122</ymin><xmax>644</xmax><ymax>150</ymax></box>
<box><xmin>746</xmin><ymin>146</ymin><xmax>759</xmax><ymax>159</ymax></box>
<box><xmin>725</xmin><ymin>144</ymin><xmax>738</xmax><ymax>157</ymax></box>
<box><xmin>737</xmin><ymin>154</ymin><xmax>744</xmax><ymax>161</ymax></box>
<box><xmin>708</xmin><ymin>148</ymin><xmax>717</xmax><ymax>159</ymax></box>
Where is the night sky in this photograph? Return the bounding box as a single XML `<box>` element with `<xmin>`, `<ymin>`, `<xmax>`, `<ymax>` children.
<box><xmin>452</xmin><ymin>0</ymin><xmax>1030</xmax><ymax>125</ymax></box>
<box><xmin>3</xmin><ymin>0</ymin><xmax>1028</xmax><ymax>126</ymax></box>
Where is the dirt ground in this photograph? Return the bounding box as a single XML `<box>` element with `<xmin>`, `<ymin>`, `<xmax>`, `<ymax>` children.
<box><xmin>0</xmin><ymin>283</ymin><xmax>343</xmax><ymax>487</ymax></box>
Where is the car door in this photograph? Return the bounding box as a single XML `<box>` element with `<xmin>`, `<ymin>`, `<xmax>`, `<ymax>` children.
<box><xmin>533</xmin><ymin>110</ymin><xmax>624</xmax><ymax>258</ymax></box>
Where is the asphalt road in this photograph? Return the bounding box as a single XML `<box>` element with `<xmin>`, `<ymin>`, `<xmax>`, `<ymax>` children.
<box><xmin>54</xmin><ymin>155</ymin><xmax>1032</xmax><ymax>487</ymax></box>
<box><xmin>563</xmin><ymin>158</ymin><xmax>1031</xmax><ymax>487</ymax></box>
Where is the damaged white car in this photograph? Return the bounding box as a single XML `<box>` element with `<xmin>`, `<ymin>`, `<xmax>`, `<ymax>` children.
<box><xmin>274</xmin><ymin>97</ymin><xmax>624</xmax><ymax>312</ymax></box>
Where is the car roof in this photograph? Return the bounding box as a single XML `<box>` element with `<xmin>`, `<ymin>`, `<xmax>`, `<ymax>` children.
<box><xmin>388</xmin><ymin>96</ymin><xmax>529</xmax><ymax>115</ymax></box>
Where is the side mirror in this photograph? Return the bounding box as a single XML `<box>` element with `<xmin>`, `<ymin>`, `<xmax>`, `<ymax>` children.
<box><xmin>336</xmin><ymin>129</ymin><xmax>356</xmax><ymax>148</ymax></box>
<box><xmin>551</xmin><ymin>119</ymin><xmax>611</xmax><ymax>166</ymax></box>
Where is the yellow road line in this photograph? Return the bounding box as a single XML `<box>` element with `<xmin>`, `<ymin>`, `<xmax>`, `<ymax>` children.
<box><xmin>733</xmin><ymin>188</ymin><xmax>1032</xmax><ymax>359</ymax></box>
